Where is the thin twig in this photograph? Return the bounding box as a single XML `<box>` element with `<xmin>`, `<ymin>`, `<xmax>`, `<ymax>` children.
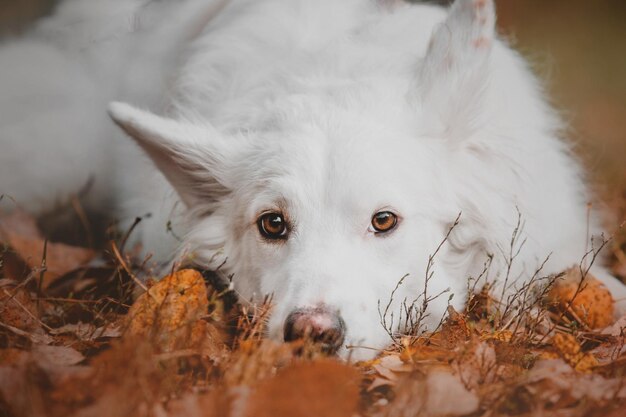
<box><xmin>37</xmin><ymin>239</ymin><xmax>48</xmax><ymax>310</ymax></box>
<box><xmin>110</xmin><ymin>240</ymin><xmax>148</xmax><ymax>292</ymax></box>
<box><xmin>120</xmin><ymin>216</ymin><xmax>143</xmax><ymax>253</ymax></box>
<box><xmin>2</xmin><ymin>288</ymin><xmax>53</xmax><ymax>332</ymax></box>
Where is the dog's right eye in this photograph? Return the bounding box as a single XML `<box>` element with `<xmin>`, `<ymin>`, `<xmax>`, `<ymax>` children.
<box><xmin>257</xmin><ymin>212</ymin><xmax>288</xmax><ymax>240</ymax></box>
<box><xmin>371</xmin><ymin>211</ymin><xmax>398</xmax><ymax>234</ymax></box>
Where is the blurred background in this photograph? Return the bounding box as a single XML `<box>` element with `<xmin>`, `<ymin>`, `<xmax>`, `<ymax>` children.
<box><xmin>1</xmin><ymin>0</ymin><xmax>625</xmax><ymax>201</ymax></box>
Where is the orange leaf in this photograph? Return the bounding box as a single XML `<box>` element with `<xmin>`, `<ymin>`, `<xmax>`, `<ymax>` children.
<box><xmin>245</xmin><ymin>359</ymin><xmax>361</xmax><ymax>417</ymax></box>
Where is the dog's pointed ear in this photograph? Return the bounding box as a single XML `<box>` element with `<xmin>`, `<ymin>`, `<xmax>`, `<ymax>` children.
<box><xmin>108</xmin><ymin>102</ymin><xmax>235</xmax><ymax>207</ymax></box>
<box><xmin>419</xmin><ymin>0</ymin><xmax>496</xmax><ymax>138</ymax></box>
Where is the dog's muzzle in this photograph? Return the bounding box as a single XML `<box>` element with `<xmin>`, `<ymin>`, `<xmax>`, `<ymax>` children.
<box><xmin>283</xmin><ymin>305</ymin><xmax>346</xmax><ymax>354</ymax></box>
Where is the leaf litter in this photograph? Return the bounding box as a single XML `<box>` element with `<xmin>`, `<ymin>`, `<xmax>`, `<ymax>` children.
<box><xmin>1</xmin><ymin>209</ymin><xmax>626</xmax><ymax>417</ymax></box>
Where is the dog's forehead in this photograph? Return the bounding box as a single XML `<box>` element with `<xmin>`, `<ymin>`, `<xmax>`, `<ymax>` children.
<box><xmin>242</xmin><ymin>114</ymin><xmax>439</xmax><ymax>213</ymax></box>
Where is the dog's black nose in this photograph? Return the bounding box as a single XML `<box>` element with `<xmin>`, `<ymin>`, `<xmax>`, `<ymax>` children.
<box><xmin>283</xmin><ymin>306</ymin><xmax>346</xmax><ymax>354</ymax></box>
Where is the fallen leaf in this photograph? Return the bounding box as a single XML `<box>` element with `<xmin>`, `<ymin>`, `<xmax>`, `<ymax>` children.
<box><xmin>552</xmin><ymin>333</ymin><xmax>598</xmax><ymax>372</ymax></box>
<box><xmin>0</xmin><ymin>362</ymin><xmax>49</xmax><ymax>417</ymax></box>
<box><xmin>600</xmin><ymin>313</ymin><xmax>626</xmax><ymax>337</ymax></box>
<box><xmin>455</xmin><ymin>341</ymin><xmax>498</xmax><ymax>388</ymax></box>
<box><xmin>165</xmin><ymin>388</ymin><xmax>243</xmax><ymax>417</ymax></box>
<box><xmin>224</xmin><ymin>339</ymin><xmax>294</xmax><ymax>387</ymax></box>
<box><xmin>244</xmin><ymin>359</ymin><xmax>361</xmax><ymax>417</ymax></box>
<box><xmin>429</xmin><ymin>306</ymin><xmax>472</xmax><ymax>349</ymax></box>
<box><xmin>547</xmin><ymin>268</ymin><xmax>614</xmax><ymax>329</ymax></box>
<box><xmin>368</xmin><ymin>353</ymin><xmax>414</xmax><ymax>390</ymax></box>
<box><xmin>0</xmin><ymin>211</ymin><xmax>95</xmax><ymax>288</ymax></box>
<box><xmin>33</xmin><ymin>344</ymin><xmax>85</xmax><ymax>367</ymax></box>
<box><xmin>7</xmin><ymin>235</ymin><xmax>95</xmax><ymax>288</ymax></box>
<box><xmin>0</xmin><ymin>210</ymin><xmax>41</xmax><ymax>239</ymax></box>
<box><xmin>400</xmin><ymin>342</ymin><xmax>456</xmax><ymax>365</ymax></box>
<box><xmin>521</xmin><ymin>359</ymin><xmax>626</xmax><ymax>407</ymax></box>
<box><xmin>46</xmin><ymin>338</ymin><xmax>172</xmax><ymax>417</ymax></box>
<box><xmin>0</xmin><ymin>348</ymin><xmax>29</xmax><ymax>366</ymax></box>
<box><xmin>0</xmin><ymin>286</ymin><xmax>43</xmax><ymax>333</ymax></box>
<box><xmin>0</xmin><ymin>321</ymin><xmax>53</xmax><ymax>345</ymax></box>
<box><xmin>384</xmin><ymin>370</ymin><xmax>480</xmax><ymax>417</ymax></box>
<box><xmin>125</xmin><ymin>269</ymin><xmax>225</xmax><ymax>354</ymax></box>
<box><xmin>49</xmin><ymin>322</ymin><xmax>122</xmax><ymax>341</ymax></box>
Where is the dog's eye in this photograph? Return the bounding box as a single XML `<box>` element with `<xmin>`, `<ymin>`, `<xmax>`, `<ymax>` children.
<box><xmin>258</xmin><ymin>212</ymin><xmax>288</xmax><ymax>240</ymax></box>
<box><xmin>371</xmin><ymin>211</ymin><xmax>398</xmax><ymax>234</ymax></box>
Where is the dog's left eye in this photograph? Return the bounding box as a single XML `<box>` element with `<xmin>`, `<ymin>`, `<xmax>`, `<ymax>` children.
<box><xmin>371</xmin><ymin>211</ymin><xmax>398</xmax><ymax>234</ymax></box>
<box><xmin>257</xmin><ymin>212</ymin><xmax>288</xmax><ymax>240</ymax></box>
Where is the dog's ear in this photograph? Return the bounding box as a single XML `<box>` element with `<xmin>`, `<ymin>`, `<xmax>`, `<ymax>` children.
<box><xmin>419</xmin><ymin>0</ymin><xmax>495</xmax><ymax>139</ymax></box>
<box><xmin>108</xmin><ymin>102</ymin><xmax>235</xmax><ymax>207</ymax></box>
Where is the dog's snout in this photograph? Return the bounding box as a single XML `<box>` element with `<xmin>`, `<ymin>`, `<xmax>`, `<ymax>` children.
<box><xmin>283</xmin><ymin>306</ymin><xmax>346</xmax><ymax>354</ymax></box>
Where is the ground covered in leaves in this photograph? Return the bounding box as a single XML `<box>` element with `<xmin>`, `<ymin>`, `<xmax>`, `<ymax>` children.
<box><xmin>1</xmin><ymin>207</ymin><xmax>626</xmax><ymax>417</ymax></box>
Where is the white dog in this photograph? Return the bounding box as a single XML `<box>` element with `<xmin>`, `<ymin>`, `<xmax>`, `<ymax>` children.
<box><xmin>1</xmin><ymin>0</ymin><xmax>625</xmax><ymax>360</ymax></box>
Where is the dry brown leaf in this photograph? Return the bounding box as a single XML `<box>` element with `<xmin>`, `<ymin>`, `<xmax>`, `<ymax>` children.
<box><xmin>7</xmin><ymin>235</ymin><xmax>95</xmax><ymax>288</ymax></box>
<box><xmin>368</xmin><ymin>354</ymin><xmax>413</xmax><ymax>390</ymax></box>
<box><xmin>552</xmin><ymin>333</ymin><xmax>598</xmax><ymax>373</ymax></box>
<box><xmin>0</xmin><ymin>210</ymin><xmax>41</xmax><ymax>239</ymax></box>
<box><xmin>32</xmin><ymin>344</ymin><xmax>85</xmax><ymax>367</ymax></box>
<box><xmin>522</xmin><ymin>359</ymin><xmax>626</xmax><ymax>407</ymax></box>
<box><xmin>224</xmin><ymin>339</ymin><xmax>294</xmax><ymax>387</ymax></box>
<box><xmin>466</xmin><ymin>283</ymin><xmax>498</xmax><ymax>319</ymax></box>
<box><xmin>0</xmin><ymin>286</ymin><xmax>43</xmax><ymax>333</ymax></box>
<box><xmin>480</xmin><ymin>329</ymin><xmax>513</xmax><ymax>343</ymax></box>
<box><xmin>0</xmin><ymin>363</ymin><xmax>49</xmax><ymax>417</ymax></box>
<box><xmin>0</xmin><ymin>348</ymin><xmax>29</xmax><ymax>366</ymax></box>
<box><xmin>164</xmin><ymin>388</ymin><xmax>244</xmax><ymax>417</ymax></box>
<box><xmin>244</xmin><ymin>359</ymin><xmax>361</xmax><ymax>417</ymax></box>
<box><xmin>429</xmin><ymin>306</ymin><xmax>472</xmax><ymax>350</ymax></box>
<box><xmin>0</xmin><ymin>321</ymin><xmax>53</xmax><ymax>345</ymax></box>
<box><xmin>600</xmin><ymin>313</ymin><xmax>626</xmax><ymax>337</ymax></box>
<box><xmin>547</xmin><ymin>268</ymin><xmax>614</xmax><ymax>329</ymax></box>
<box><xmin>44</xmin><ymin>338</ymin><xmax>176</xmax><ymax>417</ymax></box>
<box><xmin>188</xmin><ymin>319</ymin><xmax>229</xmax><ymax>358</ymax></box>
<box><xmin>400</xmin><ymin>343</ymin><xmax>455</xmax><ymax>365</ymax></box>
<box><xmin>125</xmin><ymin>269</ymin><xmax>226</xmax><ymax>354</ymax></box>
<box><xmin>0</xmin><ymin>345</ymin><xmax>91</xmax><ymax>417</ymax></box>
<box><xmin>0</xmin><ymin>210</ymin><xmax>95</xmax><ymax>288</ymax></box>
<box><xmin>422</xmin><ymin>371</ymin><xmax>480</xmax><ymax>416</ymax></box>
<box><xmin>454</xmin><ymin>341</ymin><xmax>498</xmax><ymax>389</ymax></box>
<box><xmin>49</xmin><ymin>322</ymin><xmax>122</xmax><ymax>341</ymax></box>
<box><xmin>383</xmin><ymin>370</ymin><xmax>479</xmax><ymax>417</ymax></box>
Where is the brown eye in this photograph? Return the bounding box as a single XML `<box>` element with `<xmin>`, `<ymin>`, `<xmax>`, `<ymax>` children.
<box><xmin>258</xmin><ymin>212</ymin><xmax>288</xmax><ymax>240</ymax></box>
<box><xmin>371</xmin><ymin>211</ymin><xmax>398</xmax><ymax>233</ymax></box>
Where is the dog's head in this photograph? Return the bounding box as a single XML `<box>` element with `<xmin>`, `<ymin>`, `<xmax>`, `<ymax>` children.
<box><xmin>110</xmin><ymin>0</ymin><xmax>516</xmax><ymax>360</ymax></box>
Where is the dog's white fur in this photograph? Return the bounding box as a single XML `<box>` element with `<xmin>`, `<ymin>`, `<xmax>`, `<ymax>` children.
<box><xmin>1</xmin><ymin>0</ymin><xmax>625</xmax><ymax>360</ymax></box>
